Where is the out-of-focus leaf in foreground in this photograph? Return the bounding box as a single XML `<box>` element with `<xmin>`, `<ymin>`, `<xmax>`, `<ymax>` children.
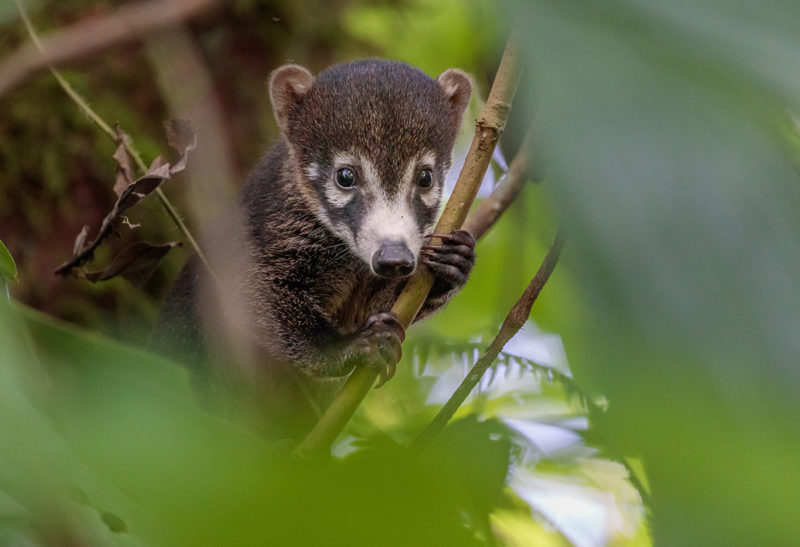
<box><xmin>0</xmin><ymin>239</ymin><xmax>16</xmax><ymax>295</ymax></box>
<box><xmin>507</xmin><ymin>0</ymin><xmax>800</xmax><ymax>543</ymax></box>
<box><xmin>0</xmin><ymin>299</ymin><xmax>519</xmax><ymax>546</ymax></box>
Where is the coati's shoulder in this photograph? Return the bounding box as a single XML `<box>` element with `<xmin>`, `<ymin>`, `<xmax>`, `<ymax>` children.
<box><xmin>240</xmin><ymin>139</ymin><xmax>291</xmax><ymax>231</ymax></box>
<box><xmin>240</xmin><ymin>138</ymin><xmax>290</xmax><ymax>204</ymax></box>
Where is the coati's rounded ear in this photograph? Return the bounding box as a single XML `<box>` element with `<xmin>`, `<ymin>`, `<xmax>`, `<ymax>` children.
<box><xmin>436</xmin><ymin>68</ymin><xmax>472</xmax><ymax>120</ymax></box>
<box><xmin>268</xmin><ymin>64</ymin><xmax>315</xmax><ymax>134</ymax></box>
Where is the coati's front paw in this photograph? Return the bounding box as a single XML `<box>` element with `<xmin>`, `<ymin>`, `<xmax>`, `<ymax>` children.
<box><xmin>420</xmin><ymin>230</ymin><xmax>476</xmax><ymax>292</ymax></box>
<box><xmin>353</xmin><ymin>312</ymin><xmax>405</xmax><ymax>388</ymax></box>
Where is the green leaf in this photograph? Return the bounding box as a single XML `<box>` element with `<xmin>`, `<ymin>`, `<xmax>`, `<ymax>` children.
<box><xmin>0</xmin><ymin>240</ymin><xmax>17</xmax><ymax>286</ymax></box>
<box><xmin>507</xmin><ymin>0</ymin><xmax>800</xmax><ymax>543</ymax></box>
<box><xmin>0</xmin><ymin>299</ymin><xmax>525</xmax><ymax>545</ymax></box>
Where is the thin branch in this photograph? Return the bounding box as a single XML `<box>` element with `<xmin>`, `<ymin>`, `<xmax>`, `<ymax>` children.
<box><xmin>294</xmin><ymin>35</ymin><xmax>524</xmax><ymax>459</ymax></box>
<box><xmin>0</xmin><ymin>0</ymin><xmax>225</xmax><ymax>99</ymax></box>
<box><xmin>462</xmin><ymin>127</ymin><xmax>533</xmax><ymax>240</ymax></box>
<box><xmin>413</xmin><ymin>229</ymin><xmax>566</xmax><ymax>450</ymax></box>
<box><xmin>15</xmin><ymin>0</ymin><xmax>216</xmax><ymax>281</ymax></box>
<box><xmin>395</xmin><ymin>36</ymin><xmax>524</xmax><ymax>327</ymax></box>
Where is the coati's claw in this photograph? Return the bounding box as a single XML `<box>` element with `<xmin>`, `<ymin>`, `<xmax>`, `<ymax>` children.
<box><xmin>421</xmin><ymin>229</ymin><xmax>476</xmax><ymax>289</ymax></box>
<box><xmin>356</xmin><ymin>312</ymin><xmax>405</xmax><ymax>388</ymax></box>
<box><xmin>375</xmin><ymin>361</ymin><xmax>397</xmax><ymax>389</ymax></box>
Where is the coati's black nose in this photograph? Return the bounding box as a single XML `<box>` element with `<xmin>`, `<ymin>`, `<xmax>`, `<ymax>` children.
<box><xmin>372</xmin><ymin>241</ymin><xmax>416</xmax><ymax>278</ymax></box>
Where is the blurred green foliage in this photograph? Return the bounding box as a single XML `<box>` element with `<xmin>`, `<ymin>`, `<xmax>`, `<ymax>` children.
<box><xmin>0</xmin><ymin>239</ymin><xmax>17</xmax><ymax>289</ymax></box>
<box><xmin>2</xmin><ymin>295</ymin><xmax>593</xmax><ymax>545</ymax></box>
<box><xmin>506</xmin><ymin>0</ymin><xmax>800</xmax><ymax>543</ymax></box>
<box><xmin>344</xmin><ymin>0</ymin><xmax>503</xmax><ymax>77</ymax></box>
<box><xmin>3</xmin><ymin>1</ymin><xmax>613</xmax><ymax>545</ymax></box>
<box><xmin>6</xmin><ymin>0</ymin><xmax>799</xmax><ymax>545</ymax></box>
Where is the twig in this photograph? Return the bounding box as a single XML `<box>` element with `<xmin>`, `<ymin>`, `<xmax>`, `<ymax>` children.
<box><xmin>395</xmin><ymin>36</ymin><xmax>523</xmax><ymax>326</ymax></box>
<box><xmin>462</xmin><ymin>127</ymin><xmax>533</xmax><ymax>240</ymax></box>
<box><xmin>15</xmin><ymin>0</ymin><xmax>215</xmax><ymax>280</ymax></box>
<box><xmin>294</xmin><ymin>35</ymin><xmax>524</xmax><ymax>459</ymax></box>
<box><xmin>413</xmin><ymin>229</ymin><xmax>566</xmax><ymax>450</ymax></box>
<box><xmin>0</xmin><ymin>0</ymin><xmax>225</xmax><ymax>99</ymax></box>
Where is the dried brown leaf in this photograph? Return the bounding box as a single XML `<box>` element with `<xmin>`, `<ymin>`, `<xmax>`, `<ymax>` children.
<box><xmin>148</xmin><ymin>155</ymin><xmax>168</xmax><ymax>172</ymax></box>
<box><xmin>112</xmin><ymin>125</ymin><xmax>136</xmax><ymax>197</ymax></box>
<box><xmin>116</xmin><ymin>162</ymin><xmax>172</xmax><ymax>214</ymax></box>
<box><xmin>83</xmin><ymin>241</ymin><xmax>181</xmax><ymax>284</ymax></box>
<box><xmin>56</xmin><ymin>119</ymin><xmax>197</xmax><ymax>278</ymax></box>
<box><xmin>72</xmin><ymin>225</ymin><xmax>90</xmax><ymax>256</ymax></box>
<box><xmin>164</xmin><ymin>118</ymin><xmax>197</xmax><ymax>174</ymax></box>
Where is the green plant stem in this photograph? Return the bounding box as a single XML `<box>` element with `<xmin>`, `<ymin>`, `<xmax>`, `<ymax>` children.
<box><xmin>413</xmin><ymin>229</ymin><xmax>566</xmax><ymax>450</ymax></box>
<box><xmin>15</xmin><ymin>0</ymin><xmax>215</xmax><ymax>279</ymax></box>
<box><xmin>294</xmin><ymin>35</ymin><xmax>524</xmax><ymax>459</ymax></box>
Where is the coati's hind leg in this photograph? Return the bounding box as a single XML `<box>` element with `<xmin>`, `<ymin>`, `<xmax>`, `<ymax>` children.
<box><xmin>416</xmin><ymin>229</ymin><xmax>476</xmax><ymax>320</ymax></box>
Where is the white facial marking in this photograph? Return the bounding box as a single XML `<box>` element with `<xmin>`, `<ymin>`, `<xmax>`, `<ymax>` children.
<box><xmin>323</xmin><ymin>153</ymin><xmax>359</xmax><ymax>209</ymax></box>
<box><xmin>355</xmin><ymin>156</ymin><xmax>422</xmax><ymax>272</ymax></box>
<box><xmin>304</xmin><ymin>162</ymin><xmax>320</xmax><ymax>181</ymax></box>
<box><xmin>324</xmin><ymin>184</ymin><xmax>356</xmax><ymax>208</ymax></box>
<box><xmin>359</xmin><ymin>156</ymin><xmax>381</xmax><ymax>191</ymax></box>
<box><xmin>417</xmin><ymin>151</ymin><xmax>441</xmax><ymax>208</ymax></box>
<box><xmin>313</xmin><ymin>149</ymin><xmax>446</xmax><ymax>274</ymax></box>
<box><xmin>419</xmin><ymin>151</ymin><xmax>437</xmax><ymax>166</ymax></box>
<box><xmin>333</xmin><ymin>151</ymin><xmax>360</xmax><ymax>167</ymax></box>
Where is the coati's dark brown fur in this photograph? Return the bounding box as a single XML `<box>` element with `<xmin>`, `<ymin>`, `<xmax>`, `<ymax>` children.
<box><xmin>152</xmin><ymin>60</ymin><xmax>475</xmax><ymax>439</ymax></box>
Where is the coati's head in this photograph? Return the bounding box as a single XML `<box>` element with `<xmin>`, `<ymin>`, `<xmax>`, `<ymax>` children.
<box><xmin>269</xmin><ymin>60</ymin><xmax>471</xmax><ymax>278</ymax></box>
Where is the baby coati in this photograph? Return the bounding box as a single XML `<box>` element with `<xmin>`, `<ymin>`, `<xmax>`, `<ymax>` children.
<box><xmin>153</xmin><ymin>59</ymin><xmax>475</xmax><ymax>437</ymax></box>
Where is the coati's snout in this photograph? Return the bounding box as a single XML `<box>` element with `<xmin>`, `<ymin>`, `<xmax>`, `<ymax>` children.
<box><xmin>372</xmin><ymin>241</ymin><xmax>416</xmax><ymax>278</ymax></box>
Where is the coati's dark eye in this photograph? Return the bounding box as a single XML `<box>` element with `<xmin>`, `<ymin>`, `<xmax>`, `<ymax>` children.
<box><xmin>336</xmin><ymin>168</ymin><xmax>356</xmax><ymax>188</ymax></box>
<box><xmin>417</xmin><ymin>169</ymin><xmax>433</xmax><ymax>188</ymax></box>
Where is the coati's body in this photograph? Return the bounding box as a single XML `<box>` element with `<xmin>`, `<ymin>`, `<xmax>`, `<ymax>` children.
<box><xmin>153</xmin><ymin>60</ymin><xmax>474</xmax><ymax>438</ymax></box>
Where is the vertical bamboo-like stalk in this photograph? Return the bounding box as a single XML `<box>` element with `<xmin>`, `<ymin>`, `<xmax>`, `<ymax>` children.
<box><xmin>294</xmin><ymin>36</ymin><xmax>524</xmax><ymax>458</ymax></box>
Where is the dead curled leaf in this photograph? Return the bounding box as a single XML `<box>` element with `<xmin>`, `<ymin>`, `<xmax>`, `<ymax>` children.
<box><xmin>112</xmin><ymin>125</ymin><xmax>136</xmax><ymax>197</ymax></box>
<box><xmin>72</xmin><ymin>225</ymin><xmax>90</xmax><ymax>257</ymax></box>
<box><xmin>55</xmin><ymin>119</ymin><xmax>197</xmax><ymax>279</ymax></box>
<box><xmin>164</xmin><ymin>118</ymin><xmax>197</xmax><ymax>174</ymax></box>
<box><xmin>82</xmin><ymin>241</ymin><xmax>181</xmax><ymax>285</ymax></box>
